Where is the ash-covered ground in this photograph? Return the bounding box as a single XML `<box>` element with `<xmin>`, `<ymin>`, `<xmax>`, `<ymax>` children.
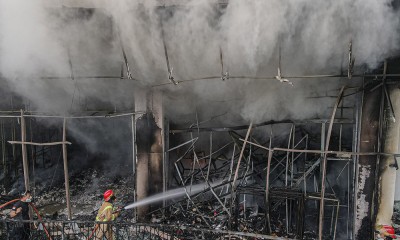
<box><xmin>29</xmin><ymin>169</ymin><xmax>135</xmax><ymax>221</ymax></box>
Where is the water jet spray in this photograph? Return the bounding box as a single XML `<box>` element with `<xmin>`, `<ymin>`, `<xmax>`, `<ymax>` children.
<box><xmin>123</xmin><ymin>181</ymin><xmax>221</xmax><ymax>210</ymax></box>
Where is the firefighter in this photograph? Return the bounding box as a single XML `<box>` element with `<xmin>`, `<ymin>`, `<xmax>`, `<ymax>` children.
<box><xmin>376</xmin><ymin>224</ymin><xmax>397</xmax><ymax>239</ymax></box>
<box><xmin>94</xmin><ymin>189</ymin><xmax>120</xmax><ymax>240</ymax></box>
<box><xmin>9</xmin><ymin>191</ymin><xmax>32</xmax><ymax>240</ymax></box>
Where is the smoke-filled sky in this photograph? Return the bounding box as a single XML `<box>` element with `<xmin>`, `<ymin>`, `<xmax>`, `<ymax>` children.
<box><xmin>0</xmin><ymin>0</ymin><xmax>399</xmax><ymax>124</ymax></box>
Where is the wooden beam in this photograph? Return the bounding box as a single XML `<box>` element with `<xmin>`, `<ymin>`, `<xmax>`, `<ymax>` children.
<box><xmin>8</xmin><ymin>141</ymin><xmax>72</xmax><ymax>146</ymax></box>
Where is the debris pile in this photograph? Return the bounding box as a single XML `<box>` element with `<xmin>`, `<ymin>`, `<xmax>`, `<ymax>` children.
<box><xmin>146</xmin><ymin>123</ymin><xmax>347</xmax><ymax>239</ymax></box>
<box><xmin>34</xmin><ymin>169</ymin><xmax>135</xmax><ymax>221</ymax></box>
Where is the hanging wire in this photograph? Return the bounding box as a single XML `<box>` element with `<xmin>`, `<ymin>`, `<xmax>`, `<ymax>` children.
<box><xmin>220</xmin><ymin>47</ymin><xmax>229</xmax><ymax>81</ymax></box>
<box><xmin>119</xmin><ymin>32</ymin><xmax>134</xmax><ymax>81</ymax></box>
<box><xmin>159</xmin><ymin>10</ymin><xmax>178</xmax><ymax>85</ymax></box>
<box><xmin>68</xmin><ymin>48</ymin><xmax>78</xmax><ymax>112</ymax></box>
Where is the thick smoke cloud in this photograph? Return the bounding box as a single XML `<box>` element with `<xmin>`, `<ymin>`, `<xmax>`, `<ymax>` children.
<box><xmin>0</xmin><ymin>0</ymin><xmax>398</xmax><ymax>123</ymax></box>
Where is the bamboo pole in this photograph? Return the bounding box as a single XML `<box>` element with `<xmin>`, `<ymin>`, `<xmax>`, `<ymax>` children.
<box><xmin>62</xmin><ymin>118</ymin><xmax>72</xmax><ymax>219</ymax></box>
<box><xmin>265</xmin><ymin>149</ymin><xmax>273</xmax><ymax>233</ymax></box>
<box><xmin>318</xmin><ymin>86</ymin><xmax>345</xmax><ymax>240</ymax></box>
<box><xmin>223</xmin><ymin>144</ymin><xmax>236</xmax><ymax>207</ymax></box>
<box><xmin>131</xmin><ymin>115</ymin><xmax>137</xmax><ymax>220</ymax></box>
<box><xmin>230</xmin><ymin>122</ymin><xmax>253</xmax><ymax>229</ymax></box>
<box><xmin>206</xmin><ymin>132</ymin><xmax>212</xmax><ymax>181</ymax></box>
<box><xmin>232</xmin><ymin>122</ymin><xmax>253</xmax><ymax>189</ymax></box>
<box><xmin>285</xmin><ymin>125</ymin><xmax>293</xmax><ymax>234</ymax></box>
<box><xmin>334</xmin><ymin>201</ymin><xmax>340</xmax><ymax>240</ymax></box>
<box><xmin>8</xmin><ymin>141</ymin><xmax>72</xmax><ymax>146</ymax></box>
<box><xmin>20</xmin><ymin>109</ymin><xmax>29</xmax><ymax>191</ymax></box>
<box><xmin>239</xmin><ymin>138</ymin><xmax>398</xmax><ymax>157</ymax></box>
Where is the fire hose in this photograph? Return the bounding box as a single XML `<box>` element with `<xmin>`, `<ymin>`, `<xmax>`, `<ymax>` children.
<box><xmin>0</xmin><ymin>199</ymin><xmax>52</xmax><ymax>240</ymax></box>
<box><xmin>0</xmin><ymin>199</ymin><xmax>19</xmax><ymax>209</ymax></box>
<box><xmin>29</xmin><ymin>203</ymin><xmax>53</xmax><ymax>240</ymax></box>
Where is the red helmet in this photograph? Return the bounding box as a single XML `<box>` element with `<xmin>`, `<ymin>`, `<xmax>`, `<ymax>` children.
<box><xmin>103</xmin><ymin>190</ymin><xmax>114</xmax><ymax>201</ymax></box>
<box><xmin>379</xmin><ymin>225</ymin><xmax>396</xmax><ymax>239</ymax></box>
<box><xmin>383</xmin><ymin>225</ymin><xmax>395</xmax><ymax>235</ymax></box>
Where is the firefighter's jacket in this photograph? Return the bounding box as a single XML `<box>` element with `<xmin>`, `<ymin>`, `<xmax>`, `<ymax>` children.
<box><xmin>96</xmin><ymin>202</ymin><xmax>119</xmax><ymax>222</ymax></box>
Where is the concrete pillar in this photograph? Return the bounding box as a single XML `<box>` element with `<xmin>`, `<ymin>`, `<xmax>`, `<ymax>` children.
<box><xmin>376</xmin><ymin>88</ymin><xmax>400</xmax><ymax>226</ymax></box>
<box><xmin>135</xmin><ymin>88</ymin><xmax>164</xmax><ymax>221</ymax></box>
<box><xmin>135</xmin><ymin>88</ymin><xmax>149</xmax><ymax>220</ymax></box>
<box><xmin>354</xmin><ymin>87</ymin><xmax>381</xmax><ymax>239</ymax></box>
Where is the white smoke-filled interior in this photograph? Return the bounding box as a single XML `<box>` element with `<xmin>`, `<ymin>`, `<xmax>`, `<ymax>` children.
<box><xmin>0</xmin><ymin>0</ymin><xmax>398</xmax><ymax>122</ymax></box>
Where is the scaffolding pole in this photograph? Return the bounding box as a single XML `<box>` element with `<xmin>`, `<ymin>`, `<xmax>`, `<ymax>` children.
<box><xmin>62</xmin><ymin>118</ymin><xmax>72</xmax><ymax>219</ymax></box>
<box><xmin>318</xmin><ymin>86</ymin><xmax>345</xmax><ymax>240</ymax></box>
<box><xmin>20</xmin><ymin>109</ymin><xmax>29</xmax><ymax>192</ymax></box>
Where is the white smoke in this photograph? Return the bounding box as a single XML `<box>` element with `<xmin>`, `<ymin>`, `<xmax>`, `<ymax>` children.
<box><xmin>0</xmin><ymin>0</ymin><xmax>398</xmax><ymax>123</ymax></box>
